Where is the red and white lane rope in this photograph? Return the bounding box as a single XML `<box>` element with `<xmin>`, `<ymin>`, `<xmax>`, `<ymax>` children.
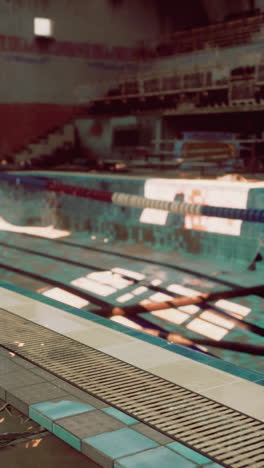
<box><xmin>1</xmin><ymin>173</ymin><xmax>264</xmax><ymax>223</ymax></box>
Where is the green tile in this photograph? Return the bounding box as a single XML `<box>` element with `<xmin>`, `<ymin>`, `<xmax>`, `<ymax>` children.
<box><xmin>87</xmin><ymin>316</ymin><xmax>109</xmax><ymax>324</ymax></box>
<box><xmin>103</xmin><ymin>407</ymin><xmax>138</xmax><ymax>425</ymax></box>
<box><xmin>29</xmin><ymin>408</ymin><xmax>53</xmax><ymax>431</ymax></box>
<box><xmin>205</xmin><ymin>464</ymin><xmax>224</xmax><ymax>467</ymax></box>
<box><xmin>83</xmin><ymin>428</ymin><xmax>158</xmax><ymax>459</ymax></box>
<box><xmin>31</xmin><ymin>400</ymin><xmax>94</xmax><ymax>420</ymax></box>
<box><xmin>168</xmin><ymin>442</ymin><xmax>211</xmax><ymax>465</ymax></box>
<box><xmin>31</xmin><ymin>401</ymin><xmax>57</xmax><ymax>412</ymax></box>
<box><xmin>81</xmin><ymin>311</ymin><xmax>100</xmax><ymax>321</ymax></box>
<box><xmin>53</xmin><ymin>423</ymin><xmax>81</xmax><ymax>450</ymax></box>
<box><xmin>163</xmin><ymin>344</ymin><xmax>264</xmax><ymax>385</ymax></box>
<box><xmin>100</xmin><ymin>321</ymin><xmax>132</xmax><ymax>334</ymax></box>
<box><xmin>115</xmin><ymin>446</ymin><xmax>198</xmax><ymax>468</ymax></box>
<box><xmin>163</xmin><ymin>343</ymin><xmax>210</xmax><ymax>361</ymax></box>
<box><xmin>129</xmin><ymin>331</ymin><xmax>166</xmax><ymax>347</ymax></box>
<box><xmin>256</xmin><ymin>379</ymin><xmax>264</xmax><ymax>386</ymax></box>
<box><xmin>125</xmin><ymin>330</ymin><xmax>147</xmax><ymax>338</ymax></box>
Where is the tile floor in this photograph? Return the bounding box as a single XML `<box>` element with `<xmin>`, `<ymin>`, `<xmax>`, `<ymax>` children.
<box><xmin>0</xmin><ymin>349</ymin><xmax>218</xmax><ymax>468</ymax></box>
<box><xmin>1</xmin><ymin>284</ymin><xmax>264</xmax><ymax>467</ymax></box>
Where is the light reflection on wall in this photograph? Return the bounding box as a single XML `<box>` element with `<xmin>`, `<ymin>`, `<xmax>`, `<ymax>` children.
<box><xmin>111</xmin><ymin>268</ymin><xmax>145</xmax><ymax>281</ymax></box>
<box><xmin>187</xmin><ymin>318</ymin><xmax>228</xmax><ymax>340</ymax></box>
<box><xmin>165</xmin><ymin>283</ymin><xmax>251</xmax><ymax>341</ymax></box>
<box><xmin>44</xmin><ymin>268</ymin><xmax>252</xmax><ymax>343</ymax></box>
<box><xmin>214</xmin><ymin>299</ymin><xmax>251</xmax><ymax>318</ymax></box>
<box><xmin>140</xmin><ymin>179</ymin><xmax>264</xmax><ymax>236</ymax></box>
<box><xmin>116</xmin><ymin>293</ymin><xmax>134</xmax><ymax>303</ymax></box>
<box><xmin>111</xmin><ymin>315</ymin><xmax>142</xmax><ymax>330</ymax></box>
<box><xmin>43</xmin><ymin>287</ymin><xmax>89</xmax><ymax>308</ymax></box>
<box><xmin>88</xmin><ymin>271</ymin><xmax>133</xmax><ymax>289</ymax></box>
<box><xmin>200</xmin><ymin>310</ymin><xmax>235</xmax><ymax>330</ymax></box>
<box><xmin>71</xmin><ymin>276</ymin><xmax>117</xmax><ymax>297</ymax></box>
<box><xmin>151</xmin><ymin>308</ymin><xmax>189</xmax><ymax>325</ymax></box>
<box><xmin>0</xmin><ymin>216</ymin><xmax>70</xmax><ymax>239</ymax></box>
<box><xmin>70</xmin><ymin>268</ymin><xmax>146</xmax><ymax>300</ymax></box>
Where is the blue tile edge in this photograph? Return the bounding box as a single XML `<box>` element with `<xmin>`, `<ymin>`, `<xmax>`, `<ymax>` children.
<box><xmin>102</xmin><ymin>407</ymin><xmax>138</xmax><ymax>425</ymax></box>
<box><xmin>53</xmin><ymin>423</ymin><xmax>81</xmax><ymax>450</ymax></box>
<box><xmin>82</xmin><ymin>427</ymin><xmax>159</xmax><ymax>458</ymax></box>
<box><xmin>162</xmin><ymin>342</ymin><xmax>264</xmax><ymax>384</ymax></box>
<box><xmin>1</xmin><ymin>281</ymin><xmax>264</xmax><ymax>386</ymax></box>
<box><xmin>29</xmin><ymin>407</ymin><xmax>53</xmax><ymax>431</ymax></box>
<box><xmin>168</xmin><ymin>441</ymin><xmax>211</xmax><ymax>465</ymax></box>
<box><xmin>30</xmin><ymin>408</ymin><xmax>82</xmax><ymax>453</ymax></box>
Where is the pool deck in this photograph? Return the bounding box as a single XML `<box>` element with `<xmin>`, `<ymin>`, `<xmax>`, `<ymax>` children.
<box><xmin>0</xmin><ymin>170</ymin><xmax>264</xmax><ymax>467</ymax></box>
<box><xmin>0</xmin><ymin>283</ymin><xmax>264</xmax><ymax>468</ymax></box>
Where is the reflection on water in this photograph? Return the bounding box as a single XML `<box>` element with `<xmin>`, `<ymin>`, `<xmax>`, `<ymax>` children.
<box><xmin>42</xmin><ymin>287</ymin><xmax>90</xmax><ymax>308</ymax></box>
<box><xmin>0</xmin><ymin>216</ymin><xmax>70</xmax><ymax>239</ymax></box>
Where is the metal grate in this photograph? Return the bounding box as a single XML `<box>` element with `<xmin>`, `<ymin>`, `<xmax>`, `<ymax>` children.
<box><xmin>0</xmin><ymin>308</ymin><xmax>263</xmax><ymax>468</ymax></box>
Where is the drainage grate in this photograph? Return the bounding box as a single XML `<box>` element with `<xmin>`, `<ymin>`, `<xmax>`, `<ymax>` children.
<box><xmin>0</xmin><ymin>308</ymin><xmax>263</xmax><ymax>468</ymax></box>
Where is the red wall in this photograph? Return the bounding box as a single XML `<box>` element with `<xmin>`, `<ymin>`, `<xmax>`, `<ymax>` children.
<box><xmin>0</xmin><ymin>103</ymin><xmax>85</xmax><ymax>157</ymax></box>
<box><xmin>0</xmin><ymin>34</ymin><xmax>136</xmax><ymax>61</ymax></box>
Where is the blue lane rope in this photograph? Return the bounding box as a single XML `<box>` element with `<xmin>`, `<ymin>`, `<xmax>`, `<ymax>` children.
<box><xmin>0</xmin><ymin>172</ymin><xmax>264</xmax><ymax>223</ymax></box>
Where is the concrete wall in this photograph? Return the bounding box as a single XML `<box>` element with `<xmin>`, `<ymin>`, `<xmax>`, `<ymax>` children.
<box><xmin>256</xmin><ymin>0</ymin><xmax>264</xmax><ymax>10</ymax></box>
<box><xmin>0</xmin><ymin>0</ymin><xmax>160</xmax><ymax>156</ymax></box>
<box><xmin>0</xmin><ymin>0</ymin><xmax>159</xmax><ymax>47</ymax></box>
<box><xmin>76</xmin><ymin>115</ymin><xmax>157</xmax><ymax>162</ymax></box>
<box><xmin>0</xmin><ymin>0</ymin><xmax>160</xmax><ymax>104</ymax></box>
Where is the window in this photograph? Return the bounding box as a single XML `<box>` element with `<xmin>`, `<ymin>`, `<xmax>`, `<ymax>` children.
<box><xmin>34</xmin><ymin>18</ymin><xmax>54</xmax><ymax>38</ymax></box>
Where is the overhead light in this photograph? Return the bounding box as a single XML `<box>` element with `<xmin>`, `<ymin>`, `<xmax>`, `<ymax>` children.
<box><xmin>34</xmin><ymin>18</ymin><xmax>54</xmax><ymax>38</ymax></box>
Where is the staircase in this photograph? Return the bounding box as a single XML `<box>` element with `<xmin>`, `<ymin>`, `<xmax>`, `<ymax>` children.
<box><xmin>14</xmin><ymin>122</ymin><xmax>76</xmax><ymax>169</ymax></box>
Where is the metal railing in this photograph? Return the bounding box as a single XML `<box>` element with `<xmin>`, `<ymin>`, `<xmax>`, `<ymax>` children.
<box><xmin>139</xmin><ymin>13</ymin><xmax>264</xmax><ymax>58</ymax></box>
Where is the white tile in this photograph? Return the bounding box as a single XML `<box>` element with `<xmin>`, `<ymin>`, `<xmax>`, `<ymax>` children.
<box><xmin>66</xmin><ymin>327</ymin><xmax>134</xmax><ymax>348</ymax></box>
<box><xmin>202</xmin><ymin>380</ymin><xmax>264</xmax><ymax>420</ymax></box>
<box><xmin>9</xmin><ymin>303</ymin><xmax>95</xmax><ymax>335</ymax></box>
<box><xmin>0</xmin><ymin>288</ymin><xmax>33</xmax><ymax>307</ymax></box>
<box><xmin>3</xmin><ymin>293</ymin><xmax>101</xmax><ymax>331</ymax></box>
<box><xmin>99</xmin><ymin>341</ymin><xmax>185</xmax><ymax>369</ymax></box>
<box><xmin>0</xmin><ymin>289</ymin><xmax>90</xmax><ymax>327</ymax></box>
<box><xmin>0</xmin><ymin>289</ymin><xmax>138</xmax><ymax>351</ymax></box>
<box><xmin>148</xmin><ymin>359</ymin><xmax>238</xmax><ymax>392</ymax></box>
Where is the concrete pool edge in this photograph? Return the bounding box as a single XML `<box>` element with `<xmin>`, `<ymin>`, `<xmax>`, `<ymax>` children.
<box><xmin>1</xmin><ymin>280</ymin><xmax>263</xmax><ymax>387</ymax></box>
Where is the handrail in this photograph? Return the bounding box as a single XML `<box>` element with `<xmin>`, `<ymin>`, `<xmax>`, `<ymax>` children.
<box><xmin>78</xmin><ymin>56</ymin><xmax>261</xmax><ymax>100</ymax></box>
<box><xmin>153</xmin><ymin>14</ymin><xmax>264</xmax><ymax>42</ymax></box>
<box><xmin>135</xmin><ymin>13</ymin><xmax>264</xmax><ymax>59</ymax></box>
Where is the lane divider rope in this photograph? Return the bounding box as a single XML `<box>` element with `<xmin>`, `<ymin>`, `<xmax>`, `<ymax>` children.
<box><xmin>1</xmin><ymin>172</ymin><xmax>264</xmax><ymax>223</ymax></box>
